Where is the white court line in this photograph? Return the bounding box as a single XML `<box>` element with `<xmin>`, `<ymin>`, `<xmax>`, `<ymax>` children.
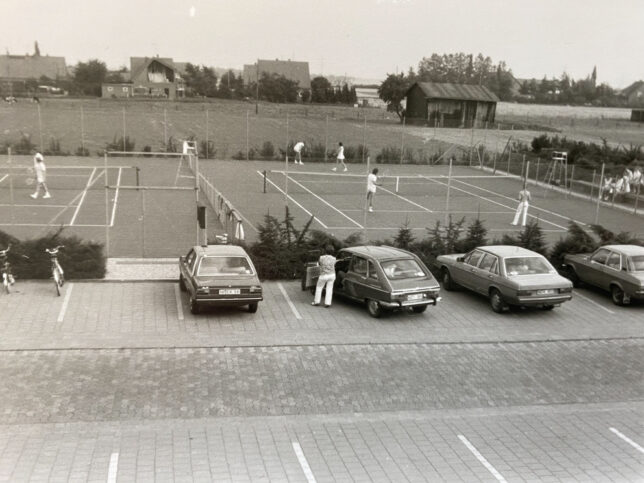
<box><xmin>489</xmin><ymin>228</ymin><xmax>566</xmax><ymax>233</ymax></box>
<box><xmin>107</xmin><ymin>452</ymin><xmax>119</xmax><ymax>483</ymax></box>
<box><xmin>0</xmin><ymin>174</ymin><xmax>7</xmax><ymax>184</ymax></box>
<box><xmin>174</xmin><ymin>284</ymin><xmax>184</xmax><ymax>320</ymax></box>
<box><xmin>47</xmin><ymin>168</ymin><xmax>104</xmax><ymax>227</ymax></box>
<box><xmin>0</xmin><ymin>204</ymin><xmax>72</xmax><ymax>208</ymax></box>
<box><xmin>57</xmin><ymin>283</ymin><xmax>73</xmax><ymax>323</ymax></box>
<box><xmin>610</xmin><ymin>427</ymin><xmax>644</xmax><ymax>454</ymax></box>
<box><xmin>286</xmin><ymin>175</ymin><xmax>363</xmax><ymax>228</ymax></box>
<box><xmin>109</xmin><ymin>167</ymin><xmax>122</xmax><ymax>226</ymax></box>
<box><xmin>422</xmin><ymin>176</ymin><xmax>567</xmax><ymax>230</ymax></box>
<box><xmin>292</xmin><ymin>441</ymin><xmax>316</xmax><ymax>483</ymax></box>
<box><xmin>378</xmin><ymin>185</ymin><xmax>434</xmax><ymax>213</ymax></box>
<box><xmin>446</xmin><ymin>176</ymin><xmax>589</xmax><ymax>226</ymax></box>
<box><xmin>458</xmin><ymin>435</ymin><xmax>507</xmax><ymax>483</ymax></box>
<box><xmin>573</xmin><ymin>291</ymin><xmax>616</xmax><ymax>315</ymax></box>
<box><xmin>256</xmin><ymin>171</ymin><xmax>328</xmax><ymax>229</ymax></box>
<box><xmin>0</xmin><ymin>223</ymin><xmax>109</xmax><ymax>227</ymax></box>
<box><xmin>69</xmin><ymin>167</ymin><xmax>97</xmax><ymax>226</ymax></box>
<box><xmin>278</xmin><ymin>282</ymin><xmax>302</xmax><ymax>320</ymax></box>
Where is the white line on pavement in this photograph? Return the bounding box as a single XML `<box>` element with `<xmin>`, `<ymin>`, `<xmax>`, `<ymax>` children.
<box><xmin>109</xmin><ymin>167</ymin><xmax>122</xmax><ymax>226</ymax></box>
<box><xmin>278</xmin><ymin>282</ymin><xmax>302</xmax><ymax>320</ymax></box>
<box><xmin>174</xmin><ymin>284</ymin><xmax>184</xmax><ymax>320</ymax></box>
<box><xmin>0</xmin><ymin>174</ymin><xmax>7</xmax><ymax>184</ymax></box>
<box><xmin>574</xmin><ymin>292</ymin><xmax>616</xmax><ymax>315</ymax></box>
<box><xmin>70</xmin><ymin>167</ymin><xmax>97</xmax><ymax>226</ymax></box>
<box><xmin>378</xmin><ymin>185</ymin><xmax>434</xmax><ymax>213</ymax></box>
<box><xmin>107</xmin><ymin>452</ymin><xmax>119</xmax><ymax>483</ymax></box>
<box><xmin>57</xmin><ymin>283</ymin><xmax>73</xmax><ymax>323</ymax></box>
<box><xmin>610</xmin><ymin>427</ymin><xmax>644</xmax><ymax>454</ymax></box>
<box><xmin>292</xmin><ymin>441</ymin><xmax>316</xmax><ymax>483</ymax></box>
<box><xmin>458</xmin><ymin>434</ymin><xmax>507</xmax><ymax>483</ymax></box>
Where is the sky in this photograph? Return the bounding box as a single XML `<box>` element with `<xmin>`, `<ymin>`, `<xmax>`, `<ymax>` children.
<box><xmin>3</xmin><ymin>0</ymin><xmax>642</xmax><ymax>88</ymax></box>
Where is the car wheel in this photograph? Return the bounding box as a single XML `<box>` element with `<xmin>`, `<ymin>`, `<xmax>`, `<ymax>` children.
<box><xmin>366</xmin><ymin>299</ymin><xmax>382</xmax><ymax>318</ymax></box>
<box><xmin>489</xmin><ymin>289</ymin><xmax>507</xmax><ymax>313</ymax></box>
<box><xmin>611</xmin><ymin>285</ymin><xmax>626</xmax><ymax>306</ymax></box>
<box><xmin>248</xmin><ymin>302</ymin><xmax>258</xmax><ymax>313</ymax></box>
<box><xmin>179</xmin><ymin>275</ymin><xmax>186</xmax><ymax>292</ymax></box>
<box><xmin>411</xmin><ymin>305</ymin><xmax>427</xmax><ymax>314</ymax></box>
<box><xmin>189</xmin><ymin>296</ymin><xmax>200</xmax><ymax>314</ymax></box>
<box><xmin>441</xmin><ymin>268</ymin><xmax>456</xmax><ymax>291</ymax></box>
<box><xmin>542</xmin><ymin>304</ymin><xmax>555</xmax><ymax>310</ymax></box>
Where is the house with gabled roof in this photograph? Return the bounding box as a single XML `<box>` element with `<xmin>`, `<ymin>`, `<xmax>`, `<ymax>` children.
<box><xmin>0</xmin><ymin>52</ymin><xmax>67</xmax><ymax>96</ymax></box>
<box><xmin>128</xmin><ymin>56</ymin><xmax>185</xmax><ymax>99</ymax></box>
<box><xmin>621</xmin><ymin>81</ymin><xmax>644</xmax><ymax>106</ymax></box>
<box><xmin>242</xmin><ymin>59</ymin><xmax>311</xmax><ymax>90</ymax></box>
<box><xmin>405</xmin><ymin>81</ymin><xmax>499</xmax><ymax>127</ymax></box>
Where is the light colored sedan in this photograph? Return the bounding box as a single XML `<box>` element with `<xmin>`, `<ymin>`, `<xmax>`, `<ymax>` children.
<box><xmin>437</xmin><ymin>245</ymin><xmax>573</xmax><ymax>313</ymax></box>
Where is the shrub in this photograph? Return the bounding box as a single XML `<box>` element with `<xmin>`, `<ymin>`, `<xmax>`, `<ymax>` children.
<box><xmin>199</xmin><ymin>140</ymin><xmax>216</xmax><ymax>159</ymax></box>
<box><xmin>550</xmin><ymin>222</ymin><xmax>597</xmax><ymax>269</ymax></box>
<box><xmin>104</xmin><ymin>135</ymin><xmax>135</xmax><ymax>153</ymax></box>
<box><xmin>12</xmin><ymin>133</ymin><xmax>36</xmax><ymax>155</ymax></box>
<box><xmin>75</xmin><ymin>146</ymin><xmax>90</xmax><ymax>156</ymax></box>
<box><xmin>260</xmin><ymin>141</ymin><xmax>275</xmax><ymax>159</ymax></box>
<box><xmin>165</xmin><ymin>136</ymin><xmax>178</xmax><ymax>153</ymax></box>
<box><xmin>43</xmin><ymin>136</ymin><xmax>69</xmax><ymax>156</ymax></box>
<box><xmin>392</xmin><ymin>221</ymin><xmax>415</xmax><ymax>250</ymax></box>
<box><xmin>0</xmin><ymin>228</ymin><xmax>105</xmax><ymax>279</ymax></box>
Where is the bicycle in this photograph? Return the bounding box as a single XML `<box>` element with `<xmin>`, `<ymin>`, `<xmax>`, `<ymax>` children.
<box><xmin>46</xmin><ymin>245</ymin><xmax>65</xmax><ymax>296</ymax></box>
<box><xmin>1</xmin><ymin>244</ymin><xmax>16</xmax><ymax>294</ymax></box>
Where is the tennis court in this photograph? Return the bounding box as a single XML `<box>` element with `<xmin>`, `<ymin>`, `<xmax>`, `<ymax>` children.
<box><xmin>203</xmin><ymin>160</ymin><xmax>644</xmax><ymax>244</ymax></box>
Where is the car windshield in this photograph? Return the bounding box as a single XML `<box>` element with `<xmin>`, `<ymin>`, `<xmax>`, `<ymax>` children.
<box><xmin>197</xmin><ymin>256</ymin><xmax>253</xmax><ymax>276</ymax></box>
<box><xmin>504</xmin><ymin>256</ymin><xmax>554</xmax><ymax>276</ymax></box>
<box><xmin>627</xmin><ymin>255</ymin><xmax>644</xmax><ymax>272</ymax></box>
<box><xmin>381</xmin><ymin>259</ymin><xmax>426</xmax><ymax>280</ymax></box>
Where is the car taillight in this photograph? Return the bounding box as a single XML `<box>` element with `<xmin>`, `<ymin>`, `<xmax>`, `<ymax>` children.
<box><xmin>196</xmin><ymin>286</ymin><xmax>209</xmax><ymax>294</ymax></box>
<box><xmin>249</xmin><ymin>286</ymin><xmax>262</xmax><ymax>293</ymax></box>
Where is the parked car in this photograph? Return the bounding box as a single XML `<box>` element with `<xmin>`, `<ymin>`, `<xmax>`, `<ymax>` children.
<box><xmin>436</xmin><ymin>246</ymin><xmax>573</xmax><ymax>313</ymax></box>
<box><xmin>307</xmin><ymin>246</ymin><xmax>441</xmax><ymax>318</ymax></box>
<box><xmin>562</xmin><ymin>244</ymin><xmax>644</xmax><ymax>305</ymax></box>
<box><xmin>179</xmin><ymin>245</ymin><xmax>262</xmax><ymax>314</ymax></box>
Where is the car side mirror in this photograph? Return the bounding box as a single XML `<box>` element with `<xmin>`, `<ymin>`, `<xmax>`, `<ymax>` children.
<box><xmin>456</xmin><ymin>256</ymin><xmax>464</xmax><ymax>263</ymax></box>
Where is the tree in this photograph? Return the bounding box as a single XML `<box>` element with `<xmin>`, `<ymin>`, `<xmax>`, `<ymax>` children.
<box><xmin>182</xmin><ymin>63</ymin><xmax>218</xmax><ymax>97</ymax></box>
<box><xmin>378</xmin><ymin>72</ymin><xmax>413</xmax><ymax>122</ymax></box>
<box><xmin>34</xmin><ymin>41</ymin><xmax>40</xmax><ymax>56</ymax></box>
<box><xmin>73</xmin><ymin>59</ymin><xmax>108</xmax><ymax>96</ymax></box>
<box><xmin>311</xmin><ymin>76</ymin><xmax>331</xmax><ymax>103</ymax></box>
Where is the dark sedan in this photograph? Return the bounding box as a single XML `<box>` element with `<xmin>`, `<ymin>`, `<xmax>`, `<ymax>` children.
<box><xmin>563</xmin><ymin>244</ymin><xmax>644</xmax><ymax>305</ymax></box>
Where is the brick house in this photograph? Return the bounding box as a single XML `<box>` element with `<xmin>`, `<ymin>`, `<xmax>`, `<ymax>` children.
<box><xmin>243</xmin><ymin>59</ymin><xmax>311</xmax><ymax>91</ymax></box>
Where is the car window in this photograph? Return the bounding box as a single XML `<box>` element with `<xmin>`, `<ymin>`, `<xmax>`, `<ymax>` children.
<box><xmin>489</xmin><ymin>259</ymin><xmax>499</xmax><ymax>275</ymax></box>
<box><xmin>464</xmin><ymin>250</ymin><xmax>484</xmax><ymax>267</ymax></box>
<box><xmin>186</xmin><ymin>250</ymin><xmax>197</xmax><ymax>271</ymax></box>
<box><xmin>606</xmin><ymin>252</ymin><xmax>621</xmax><ymax>270</ymax></box>
<box><xmin>381</xmin><ymin>259</ymin><xmax>426</xmax><ymax>280</ymax></box>
<box><xmin>478</xmin><ymin>253</ymin><xmax>497</xmax><ymax>272</ymax></box>
<box><xmin>352</xmin><ymin>256</ymin><xmax>368</xmax><ymax>276</ymax></box>
<box><xmin>336</xmin><ymin>252</ymin><xmax>351</xmax><ymax>273</ymax></box>
<box><xmin>367</xmin><ymin>261</ymin><xmax>379</xmax><ymax>280</ymax></box>
<box><xmin>504</xmin><ymin>256</ymin><xmax>554</xmax><ymax>276</ymax></box>
<box><xmin>627</xmin><ymin>255</ymin><xmax>644</xmax><ymax>272</ymax></box>
<box><xmin>197</xmin><ymin>256</ymin><xmax>253</xmax><ymax>276</ymax></box>
<box><xmin>591</xmin><ymin>248</ymin><xmax>610</xmax><ymax>265</ymax></box>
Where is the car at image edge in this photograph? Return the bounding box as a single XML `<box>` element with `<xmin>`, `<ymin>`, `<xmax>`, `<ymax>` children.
<box><xmin>436</xmin><ymin>245</ymin><xmax>573</xmax><ymax>313</ymax></box>
<box><xmin>562</xmin><ymin>244</ymin><xmax>644</xmax><ymax>305</ymax></box>
<box><xmin>179</xmin><ymin>244</ymin><xmax>263</xmax><ymax>314</ymax></box>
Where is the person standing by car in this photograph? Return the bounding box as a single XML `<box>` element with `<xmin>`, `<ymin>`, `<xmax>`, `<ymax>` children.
<box><xmin>312</xmin><ymin>245</ymin><xmax>337</xmax><ymax>308</ymax></box>
<box><xmin>511</xmin><ymin>185</ymin><xmax>531</xmax><ymax>226</ymax></box>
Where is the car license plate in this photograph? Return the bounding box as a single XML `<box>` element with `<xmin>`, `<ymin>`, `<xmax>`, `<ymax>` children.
<box><xmin>537</xmin><ymin>289</ymin><xmax>556</xmax><ymax>295</ymax></box>
<box><xmin>219</xmin><ymin>289</ymin><xmax>240</xmax><ymax>295</ymax></box>
<box><xmin>408</xmin><ymin>293</ymin><xmax>423</xmax><ymax>301</ymax></box>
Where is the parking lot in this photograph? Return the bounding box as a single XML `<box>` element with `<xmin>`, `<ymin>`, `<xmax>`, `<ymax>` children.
<box><xmin>0</xmin><ymin>279</ymin><xmax>643</xmax><ymax>481</ymax></box>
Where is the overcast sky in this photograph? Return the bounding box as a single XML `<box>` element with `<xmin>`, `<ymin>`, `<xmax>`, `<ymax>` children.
<box><xmin>3</xmin><ymin>0</ymin><xmax>642</xmax><ymax>87</ymax></box>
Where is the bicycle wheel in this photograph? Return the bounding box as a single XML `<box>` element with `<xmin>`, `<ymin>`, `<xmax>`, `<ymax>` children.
<box><xmin>53</xmin><ymin>270</ymin><xmax>61</xmax><ymax>296</ymax></box>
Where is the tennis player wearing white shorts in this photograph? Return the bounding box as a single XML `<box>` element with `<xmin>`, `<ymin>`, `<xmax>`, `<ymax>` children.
<box><xmin>293</xmin><ymin>141</ymin><xmax>304</xmax><ymax>165</ymax></box>
<box><xmin>366</xmin><ymin>168</ymin><xmax>381</xmax><ymax>212</ymax></box>
<box><xmin>30</xmin><ymin>153</ymin><xmax>51</xmax><ymax>199</ymax></box>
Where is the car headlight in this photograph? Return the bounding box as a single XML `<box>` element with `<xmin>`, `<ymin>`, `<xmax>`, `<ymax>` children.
<box><xmin>196</xmin><ymin>286</ymin><xmax>209</xmax><ymax>294</ymax></box>
<box><xmin>559</xmin><ymin>287</ymin><xmax>573</xmax><ymax>293</ymax></box>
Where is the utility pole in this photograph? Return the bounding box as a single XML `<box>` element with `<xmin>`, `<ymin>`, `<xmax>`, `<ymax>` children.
<box><xmin>255</xmin><ymin>60</ymin><xmax>259</xmax><ymax>115</ymax></box>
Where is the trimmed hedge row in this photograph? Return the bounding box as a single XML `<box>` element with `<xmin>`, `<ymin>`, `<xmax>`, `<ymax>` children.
<box><xmin>0</xmin><ymin>229</ymin><xmax>105</xmax><ymax>279</ymax></box>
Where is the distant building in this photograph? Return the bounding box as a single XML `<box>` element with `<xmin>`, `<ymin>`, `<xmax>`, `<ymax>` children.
<box><xmin>355</xmin><ymin>86</ymin><xmax>385</xmax><ymax>108</ymax></box>
<box><xmin>243</xmin><ymin>59</ymin><xmax>311</xmax><ymax>90</ymax></box>
<box><xmin>0</xmin><ymin>52</ymin><xmax>67</xmax><ymax>96</ymax></box>
<box><xmin>405</xmin><ymin>82</ymin><xmax>499</xmax><ymax>127</ymax></box>
<box><xmin>631</xmin><ymin>108</ymin><xmax>644</xmax><ymax>123</ymax></box>
<box><xmin>127</xmin><ymin>56</ymin><xmax>185</xmax><ymax>99</ymax></box>
<box><xmin>621</xmin><ymin>81</ymin><xmax>644</xmax><ymax>106</ymax></box>
<box><xmin>102</xmin><ymin>83</ymin><xmax>134</xmax><ymax>98</ymax></box>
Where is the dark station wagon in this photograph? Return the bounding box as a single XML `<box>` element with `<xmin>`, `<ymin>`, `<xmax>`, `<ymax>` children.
<box><xmin>314</xmin><ymin>246</ymin><xmax>441</xmax><ymax>317</ymax></box>
<box><xmin>563</xmin><ymin>244</ymin><xmax>644</xmax><ymax>305</ymax></box>
<box><xmin>179</xmin><ymin>245</ymin><xmax>263</xmax><ymax>314</ymax></box>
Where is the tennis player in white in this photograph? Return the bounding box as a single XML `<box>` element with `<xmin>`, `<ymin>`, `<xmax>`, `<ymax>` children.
<box><xmin>331</xmin><ymin>142</ymin><xmax>347</xmax><ymax>172</ymax></box>
<box><xmin>30</xmin><ymin>153</ymin><xmax>51</xmax><ymax>199</ymax></box>
<box><xmin>293</xmin><ymin>141</ymin><xmax>304</xmax><ymax>165</ymax></box>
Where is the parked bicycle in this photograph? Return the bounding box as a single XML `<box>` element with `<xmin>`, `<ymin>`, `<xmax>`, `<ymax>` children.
<box><xmin>1</xmin><ymin>244</ymin><xmax>16</xmax><ymax>294</ymax></box>
<box><xmin>46</xmin><ymin>245</ymin><xmax>65</xmax><ymax>296</ymax></box>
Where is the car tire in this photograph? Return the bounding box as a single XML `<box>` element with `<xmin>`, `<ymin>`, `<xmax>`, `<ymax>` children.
<box><xmin>366</xmin><ymin>299</ymin><xmax>382</xmax><ymax>318</ymax></box>
<box><xmin>489</xmin><ymin>289</ymin><xmax>507</xmax><ymax>313</ymax></box>
<box><xmin>611</xmin><ymin>285</ymin><xmax>626</xmax><ymax>306</ymax></box>
<box><xmin>248</xmin><ymin>302</ymin><xmax>258</xmax><ymax>313</ymax></box>
<box><xmin>189</xmin><ymin>296</ymin><xmax>200</xmax><ymax>314</ymax></box>
<box><xmin>179</xmin><ymin>275</ymin><xmax>186</xmax><ymax>292</ymax></box>
<box><xmin>441</xmin><ymin>268</ymin><xmax>456</xmax><ymax>291</ymax></box>
<box><xmin>411</xmin><ymin>305</ymin><xmax>427</xmax><ymax>314</ymax></box>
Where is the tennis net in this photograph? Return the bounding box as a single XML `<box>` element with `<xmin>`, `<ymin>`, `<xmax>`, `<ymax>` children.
<box><xmin>0</xmin><ymin>165</ymin><xmax>138</xmax><ymax>191</ymax></box>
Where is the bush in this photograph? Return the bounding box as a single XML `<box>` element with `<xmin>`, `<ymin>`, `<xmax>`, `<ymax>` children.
<box><xmin>0</xmin><ymin>228</ymin><xmax>105</xmax><ymax>279</ymax></box>
<box><xmin>75</xmin><ymin>146</ymin><xmax>90</xmax><ymax>156</ymax></box>
<box><xmin>104</xmin><ymin>135</ymin><xmax>135</xmax><ymax>153</ymax></box>
<box><xmin>12</xmin><ymin>133</ymin><xmax>36</xmax><ymax>155</ymax></box>
<box><xmin>260</xmin><ymin>141</ymin><xmax>275</xmax><ymax>159</ymax></box>
<box><xmin>43</xmin><ymin>136</ymin><xmax>69</xmax><ymax>156</ymax></box>
<box><xmin>199</xmin><ymin>140</ymin><xmax>216</xmax><ymax>159</ymax></box>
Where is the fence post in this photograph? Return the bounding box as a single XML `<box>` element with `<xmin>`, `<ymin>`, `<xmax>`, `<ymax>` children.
<box><xmin>363</xmin><ymin>156</ymin><xmax>370</xmax><ymax>242</ymax></box>
<box><xmin>520</xmin><ymin>154</ymin><xmax>526</xmax><ymax>180</ymax></box>
<box><xmin>535</xmin><ymin>158</ymin><xmax>540</xmax><ymax>186</ymax></box>
<box><xmin>246</xmin><ymin>110</ymin><xmax>249</xmax><ymax>161</ymax></box>
<box><xmin>205</xmin><ymin>108</ymin><xmax>209</xmax><ymax>159</ymax></box>
<box><xmin>8</xmin><ymin>147</ymin><xmax>14</xmax><ymax>223</ymax></box>
<box><xmin>468</xmin><ymin>125</ymin><xmax>474</xmax><ymax>166</ymax></box>
<box><xmin>80</xmin><ymin>104</ymin><xmax>85</xmax><ymax>153</ymax></box>
<box><xmin>567</xmin><ymin>164</ymin><xmax>575</xmax><ymax>198</ymax></box>
<box><xmin>595</xmin><ymin>163</ymin><xmax>605</xmax><ymax>224</ymax></box>
<box><xmin>444</xmin><ymin>158</ymin><xmax>453</xmax><ymax>224</ymax></box>
<box><xmin>324</xmin><ymin>114</ymin><xmax>328</xmax><ymax>163</ymax></box>
<box><xmin>141</xmin><ymin>188</ymin><xmax>146</xmax><ymax>257</ymax></box>
<box><xmin>284</xmin><ymin>112</ymin><xmax>289</xmax><ymax>206</ymax></box>
<box><xmin>104</xmin><ymin>152</ymin><xmax>110</xmax><ymax>257</ymax></box>
<box><xmin>122</xmin><ymin>107</ymin><xmax>126</xmax><ymax>151</ymax></box>
<box><xmin>507</xmin><ymin>144</ymin><xmax>511</xmax><ymax>175</ymax></box>
<box><xmin>492</xmin><ymin>152</ymin><xmax>497</xmax><ymax>174</ymax></box>
<box><xmin>400</xmin><ymin>116</ymin><xmax>405</xmax><ymax>164</ymax></box>
<box><xmin>163</xmin><ymin>108</ymin><xmax>168</xmax><ymax>148</ymax></box>
<box><xmin>37</xmin><ymin>103</ymin><xmax>44</xmax><ymax>151</ymax></box>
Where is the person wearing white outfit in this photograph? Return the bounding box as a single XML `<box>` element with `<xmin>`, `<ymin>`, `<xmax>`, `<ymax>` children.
<box><xmin>30</xmin><ymin>153</ymin><xmax>51</xmax><ymax>199</ymax></box>
<box><xmin>511</xmin><ymin>187</ymin><xmax>531</xmax><ymax>226</ymax></box>
<box><xmin>311</xmin><ymin>245</ymin><xmax>337</xmax><ymax>308</ymax></box>
<box><xmin>293</xmin><ymin>141</ymin><xmax>304</xmax><ymax>165</ymax></box>
<box><xmin>331</xmin><ymin>142</ymin><xmax>347</xmax><ymax>172</ymax></box>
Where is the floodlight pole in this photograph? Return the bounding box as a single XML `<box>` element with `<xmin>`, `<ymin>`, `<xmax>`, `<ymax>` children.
<box><xmin>444</xmin><ymin>159</ymin><xmax>453</xmax><ymax>224</ymax></box>
<box><xmin>8</xmin><ymin>148</ymin><xmax>14</xmax><ymax>223</ymax></box>
<box><xmin>37</xmin><ymin>104</ymin><xmax>44</xmax><ymax>152</ymax></box>
<box><xmin>595</xmin><ymin>163</ymin><xmax>605</xmax><ymax>225</ymax></box>
<box><xmin>80</xmin><ymin>104</ymin><xmax>85</xmax><ymax>152</ymax></box>
<box><xmin>255</xmin><ymin>60</ymin><xmax>259</xmax><ymax>115</ymax></box>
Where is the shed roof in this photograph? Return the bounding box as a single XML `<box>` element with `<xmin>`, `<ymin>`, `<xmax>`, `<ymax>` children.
<box><xmin>130</xmin><ymin>57</ymin><xmax>178</xmax><ymax>82</ymax></box>
<box><xmin>0</xmin><ymin>54</ymin><xmax>67</xmax><ymax>80</ymax></box>
<box><xmin>409</xmin><ymin>82</ymin><xmax>499</xmax><ymax>103</ymax></box>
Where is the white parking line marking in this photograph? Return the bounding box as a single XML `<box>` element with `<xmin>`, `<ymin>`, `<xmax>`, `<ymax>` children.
<box><xmin>610</xmin><ymin>427</ymin><xmax>644</xmax><ymax>454</ymax></box>
<box><xmin>0</xmin><ymin>174</ymin><xmax>7</xmax><ymax>184</ymax></box>
<box><xmin>292</xmin><ymin>441</ymin><xmax>316</xmax><ymax>483</ymax></box>
<box><xmin>278</xmin><ymin>282</ymin><xmax>302</xmax><ymax>320</ymax></box>
<box><xmin>174</xmin><ymin>284</ymin><xmax>184</xmax><ymax>320</ymax></box>
<box><xmin>57</xmin><ymin>283</ymin><xmax>73</xmax><ymax>323</ymax></box>
<box><xmin>574</xmin><ymin>292</ymin><xmax>616</xmax><ymax>315</ymax></box>
<box><xmin>107</xmin><ymin>452</ymin><xmax>119</xmax><ymax>483</ymax></box>
<box><xmin>458</xmin><ymin>434</ymin><xmax>507</xmax><ymax>483</ymax></box>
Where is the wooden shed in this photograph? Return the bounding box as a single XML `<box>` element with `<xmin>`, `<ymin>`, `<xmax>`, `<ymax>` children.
<box><xmin>405</xmin><ymin>82</ymin><xmax>499</xmax><ymax>127</ymax></box>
